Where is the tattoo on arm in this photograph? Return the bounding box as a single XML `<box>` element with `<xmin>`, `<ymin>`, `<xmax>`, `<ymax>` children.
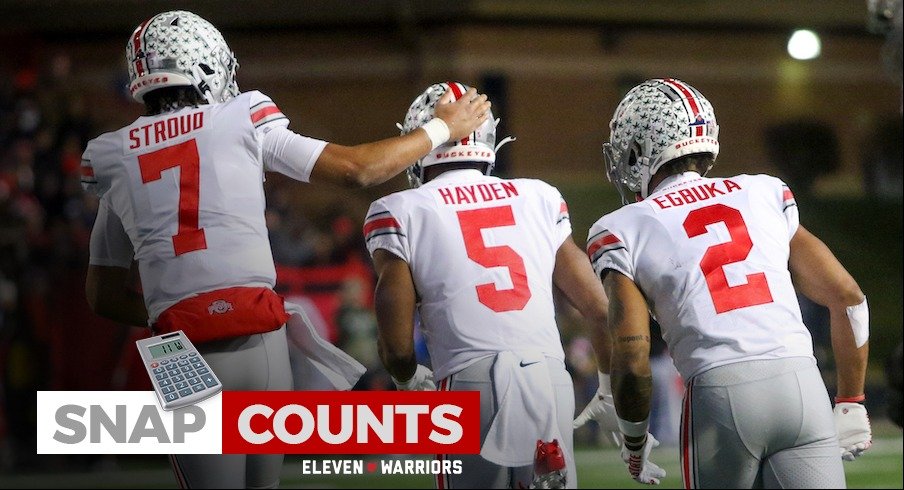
<box><xmin>617</xmin><ymin>335</ymin><xmax>650</xmax><ymax>343</ymax></box>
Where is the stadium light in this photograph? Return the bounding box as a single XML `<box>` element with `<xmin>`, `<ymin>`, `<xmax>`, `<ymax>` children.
<box><xmin>787</xmin><ymin>29</ymin><xmax>822</xmax><ymax>60</ymax></box>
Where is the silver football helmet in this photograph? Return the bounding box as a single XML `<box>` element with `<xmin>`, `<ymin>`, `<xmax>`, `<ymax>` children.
<box><xmin>401</xmin><ymin>82</ymin><xmax>513</xmax><ymax>188</ymax></box>
<box><xmin>126</xmin><ymin>10</ymin><xmax>239</xmax><ymax>104</ymax></box>
<box><xmin>603</xmin><ymin>78</ymin><xmax>719</xmax><ymax>204</ymax></box>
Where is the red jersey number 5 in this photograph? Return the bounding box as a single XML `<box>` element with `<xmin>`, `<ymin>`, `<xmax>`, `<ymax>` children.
<box><xmin>138</xmin><ymin>139</ymin><xmax>207</xmax><ymax>256</ymax></box>
<box><xmin>457</xmin><ymin>206</ymin><xmax>532</xmax><ymax>312</ymax></box>
<box><xmin>683</xmin><ymin>203</ymin><xmax>773</xmax><ymax>314</ymax></box>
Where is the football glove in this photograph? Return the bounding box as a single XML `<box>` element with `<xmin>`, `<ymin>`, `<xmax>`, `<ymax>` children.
<box><xmin>834</xmin><ymin>402</ymin><xmax>872</xmax><ymax>461</ymax></box>
<box><xmin>392</xmin><ymin>364</ymin><xmax>436</xmax><ymax>391</ymax></box>
<box><xmin>573</xmin><ymin>372</ymin><xmax>621</xmax><ymax>446</ymax></box>
<box><xmin>621</xmin><ymin>432</ymin><xmax>667</xmax><ymax>485</ymax></box>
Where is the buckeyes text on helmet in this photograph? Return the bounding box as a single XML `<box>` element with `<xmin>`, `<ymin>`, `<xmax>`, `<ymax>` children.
<box><xmin>602</xmin><ymin>78</ymin><xmax>720</xmax><ymax>204</ymax></box>
<box><xmin>126</xmin><ymin>10</ymin><xmax>239</xmax><ymax>104</ymax></box>
<box><xmin>402</xmin><ymin>82</ymin><xmax>510</xmax><ymax>188</ymax></box>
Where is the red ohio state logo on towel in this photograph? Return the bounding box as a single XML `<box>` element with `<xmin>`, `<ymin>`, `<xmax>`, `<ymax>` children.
<box><xmin>221</xmin><ymin>391</ymin><xmax>480</xmax><ymax>454</ymax></box>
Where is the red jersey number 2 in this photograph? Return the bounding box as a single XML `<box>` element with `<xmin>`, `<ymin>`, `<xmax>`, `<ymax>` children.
<box><xmin>138</xmin><ymin>138</ymin><xmax>207</xmax><ymax>256</ymax></box>
<box><xmin>457</xmin><ymin>206</ymin><xmax>532</xmax><ymax>312</ymax></box>
<box><xmin>683</xmin><ymin>203</ymin><xmax>773</xmax><ymax>314</ymax></box>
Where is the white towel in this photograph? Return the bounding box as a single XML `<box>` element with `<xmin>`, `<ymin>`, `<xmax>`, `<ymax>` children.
<box><xmin>480</xmin><ymin>350</ymin><xmax>564</xmax><ymax>467</ymax></box>
<box><xmin>284</xmin><ymin>300</ymin><xmax>366</xmax><ymax>391</ymax></box>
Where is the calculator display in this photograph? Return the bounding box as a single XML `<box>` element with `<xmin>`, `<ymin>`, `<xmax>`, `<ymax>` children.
<box><xmin>148</xmin><ymin>339</ymin><xmax>186</xmax><ymax>358</ymax></box>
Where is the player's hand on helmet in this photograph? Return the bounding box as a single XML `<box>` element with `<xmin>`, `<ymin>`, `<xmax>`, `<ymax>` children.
<box><xmin>392</xmin><ymin>364</ymin><xmax>436</xmax><ymax>391</ymax></box>
<box><xmin>573</xmin><ymin>372</ymin><xmax>621</xmax><ymax>446</ymax></box>
<box><xmin>434</xmin><ymin>87</ymin><xmax>491</xmax><ymax>142</ymax></box>
<box><xmin>834</xmin><ymin>402</ymin><xmax>872</xmax><ymax>461</ymax></box>
<box><xmin>621</xmin><ymin>432</ymin><xmax>666</xmax><ymax>485</ymax></box>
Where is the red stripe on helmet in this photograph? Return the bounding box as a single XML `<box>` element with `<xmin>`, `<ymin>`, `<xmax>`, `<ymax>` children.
<box><xmin>446</xmin><ymin>82</ymin><xmax>470</xmax><ymax>145</ymax></box>
<box><xmin>664</xmin><ymin>78</ymin><xmax>705</xmax><ymax>139</ymax></box>
<box><xmin>132</xmin><ymin>17</ymin><xmax>153</xmax><ymax>77</ymax></box>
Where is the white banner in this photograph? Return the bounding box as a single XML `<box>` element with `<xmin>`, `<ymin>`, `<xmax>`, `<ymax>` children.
<box><xmin>36</xmin><ymin>391</ymin><xmax>222</xmax><ymax>454</ymax></box>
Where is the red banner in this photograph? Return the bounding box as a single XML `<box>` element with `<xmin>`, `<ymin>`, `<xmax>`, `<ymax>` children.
<box><xmin>221</xmin><ymin>391</ymin><xmax>480</xmax><ymax>454</ymax></box>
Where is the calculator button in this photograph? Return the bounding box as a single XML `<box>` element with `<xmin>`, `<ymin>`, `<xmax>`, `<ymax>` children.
<box><xmin>171</xmin><ymin>374</ymin><xmax>185</xmax><ymax>382</ymax></box>
<box><xmin>155</xmin><ymin>373</ymin><xmax>168</xmax><ymax>381</ymax></box>
<box><xmin>178</xmin><ymin>360</ymin><xmax>190</xmax><ymax>366</ymax></box>
<box><xmin>170</xmin><ymin>357</ymin><xmax>179</xmax><ymax>363</ymax></box>
<box><xmin>191</xmin><ymin>362</ymin><xmax>204</xmax><ymax>370</ymax></box>
<box><xmin>197</xmin><ymin>367</ymin><xmax>210</xmax><ymax>375</ymax></box>
<box><xmin>161</xmin><ymin>360</ymin><xmax>169</xmax><ymax>365</ymax></box>
<box><xmin>192</xmin><ymin>384</ymin><xmax>205</xmax><ymax>393</ymax></box>
<box><xmin>202</xmin><ymin>374</ymin><xmax>218</xmax><ymax>388</ymax></box>
<box><xmin>189</xmin><ymin>377</ymin><xmax>202</xmax><ymax>385</ymax></box>
<box><xmin>167</xmin><ymin>363</ymin><xmax>180</xmax><ymax>371</ymax></box>
<box><xmin>153</xmin><ymin>367</ymin><xmax>165</xmax><ymax>374</ymax></box>
<box><xmin>165</xmin><ymin>393</ymin><xmax>179</xmax><ymax>402</ymax></box>
<box><xmin>189</xmin><ymin>351</ymin><xmax>197</xmax><ymax>356</ymax></box>
<box><xmin>158</xmin><ymin>378</ymin><xmax>172</xmax><ymax>387</ymax></box>
<box><xmin>150</xmin><ymin>362</ymin><xmax>159</xmax><ymax>368</ymax></box>
<box><xmin>180</xmin><ymin>354</ymin><xmax>188</xmax><ymax>359</ymax></box>
<box><xmin>162</xmin><ymin>385</ymin><xmax>175</xmax><ymax>394</ymax></box>
<box><xmin>179</xmin><ymin>366</ymin><xmax>190</xmax><ymax>373</ymax></box>
<box><xmin>179</xmin><ymin>388</ymin><xmax>193</xmax><ymax>397</ymax></box>
<box><xmin>176</xmin><ymin>381</ymin><xmax>189</xmax><ymax>390</ymax></box>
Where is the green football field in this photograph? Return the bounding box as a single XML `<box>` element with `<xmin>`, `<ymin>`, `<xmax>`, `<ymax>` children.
<box><xmin>3</xmin><ymin>437</ymin><xmax>901</xmax><ymax>488</ymax></box>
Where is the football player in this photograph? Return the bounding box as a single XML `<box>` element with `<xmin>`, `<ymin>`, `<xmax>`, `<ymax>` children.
<box><xmin>366</xmin><ymin>82</ymin><xmax>616</xmax><ymax>489</ymax></box>
<box><xmin>81</xmin><ymin>11</ymin><xmax>489</xmax><ymax>489</ymax></box>
<box><xmin>584</xmin><ymin>78</ymin><xmax>871</xmax><ymax>487</ymax></box>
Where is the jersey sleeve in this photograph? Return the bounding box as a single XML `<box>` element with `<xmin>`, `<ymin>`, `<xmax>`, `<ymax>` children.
<box><xmin>586</xmin><ymin>219</ymin><xmax>634</xmax><ymax>281</ymax></box>
<box><xmin>80</xmin><ymin>140</ymin><xmax>110</xmax><ymax>198</ymax></box>
<box><xmin>778</xmin><ymin>179</ymin><xmax>799</xmax><ymax>240</ymax></box>
<box><xmin>250</xmin><ymin>91</ymin><xmax>328</xmax><ymax>182</ymax></box>
<box><xmin>89</xmin><ymin>197</ymin><xmax>134</xmax><ymax>268</ymax></box>
<box><xmin>248</xmin><ymin>90</ymin><xmax>290</xmax><ymax>136</ymax></box>
<box><xmin>548</xmin><ymin>184</ymin><xmax>573</xmax><ymax>247</ymax></box>
<box><xmin>260</xmin><ymin>126</ymin><xmax>327</xmax><ymax>183</ymax></box>
<box><xmin>363</xmin><ymin>199</ymin><xmax>410</xmax><ymax>263</ymax></box>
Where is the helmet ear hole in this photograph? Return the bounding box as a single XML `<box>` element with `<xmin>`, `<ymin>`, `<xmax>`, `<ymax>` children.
<box><xmin>628</xmin><ymin>141</ymin><xmax>641</xmax><ymax>167</ymax></box>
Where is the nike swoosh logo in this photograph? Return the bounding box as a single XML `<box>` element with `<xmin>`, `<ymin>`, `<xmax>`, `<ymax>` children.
<box><xmin>519</xmin><ymin>360</ymin><xmax>540</xmax><ymax>367</ymax></box>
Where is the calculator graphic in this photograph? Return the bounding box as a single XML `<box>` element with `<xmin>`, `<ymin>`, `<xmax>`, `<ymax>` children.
<box><xmin>136</xmin><ymin>331</ymin><xmax>222</xmax><ymax>410</ymax></box>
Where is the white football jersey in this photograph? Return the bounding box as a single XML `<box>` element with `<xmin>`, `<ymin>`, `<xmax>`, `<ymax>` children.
<box><xmin>82</xmin><ymin>91</ymin><xmax>327</xmax><ymax>322</ymax></box>
<box><xmin>365</xmin><ymin>169</ymin><xmax>571</xmax><ymax>380</ymax></box>
<box><xmin>588</xmin><ymin>172</ymin><xmax>814</xmax><ymax>380</ymax></box>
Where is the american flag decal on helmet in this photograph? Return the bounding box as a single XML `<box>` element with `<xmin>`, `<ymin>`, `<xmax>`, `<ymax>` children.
<box><xmin>586</xmin><ymin>229</ymin><xmax>624</xmax><ymax>263</ymax></box>
<box><xmin>364</xmin><ymin>211</ymin><xmax>404</xmax><ymax>241</ymax></box>
<box><xmin>250</xmin><ymin>99</ymin><xmax>286</xmax><ymax>128</ymax></box>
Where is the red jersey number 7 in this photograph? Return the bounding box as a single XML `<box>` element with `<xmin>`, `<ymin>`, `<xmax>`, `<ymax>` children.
<box><xmin>138</xmin><ymin>138</ymin><xmax>207</xmax><ymax>256</ymax></box>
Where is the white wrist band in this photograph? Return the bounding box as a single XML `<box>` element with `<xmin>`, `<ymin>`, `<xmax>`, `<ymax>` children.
<box><xmin>617</xmin><ymin>417</ymin><xmax>649</xmax><ymax>438</ymax></box>
<box><xmin>420</xmin><ymin>118</ymin><xmax>451</xmax><ymax>150</ymax></box>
